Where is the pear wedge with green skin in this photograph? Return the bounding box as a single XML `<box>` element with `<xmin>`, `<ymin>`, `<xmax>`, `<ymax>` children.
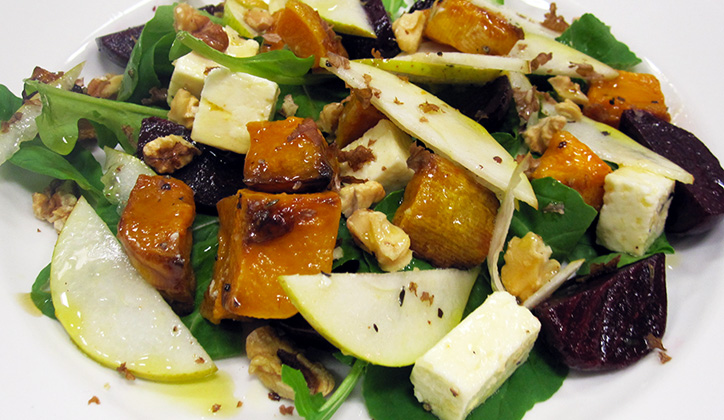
<box><xmin>564</xmin><ymin>116</ymin><xmax>693</xmax><ymax>183</ymax></box>
<box><xmin>268</xmin><ymin>0</ymin><xmax>376</xmax><ymax>38</ymax></box>
<box><xmin>508</xmin><ymin>33</ymin><xmax>619</xmax><ymax>80</ymax></box>
<box><xmin>357</xmin><ymin>52</ymin><xmax>530</xmax><ymax>84</ymax></box>
<box><xmin>323</xmin><ymin>57</ymin><xmax>538</xmax><ymax>207</ymax></box>
<box><xmin>222</xmin><ymin>0</ymin><xmax>259</xmax><ymax>39</ymax></box>
<box><xmin>279</xmin><ymin>268</ymin><xmax>479</xmax><ymax>367</ymax></box>
<box><xmin>50</xmin><ymin>197</ymin><xmax>216</xmax><ymax>382</ymax></box>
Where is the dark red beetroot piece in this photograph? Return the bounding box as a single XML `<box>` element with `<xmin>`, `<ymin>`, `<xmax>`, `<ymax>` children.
<box><xmin>619</xmin><ymin>109</ymin><xmax>724</xmax><ymax>235</ymax></box>
<box><xmin>341</xmin><ymin>0</ymin><xmax>401</xmax><ymax>59</ymax></box>
<box><xmin>533</xmin><ymin>253</ymin><xmax>667</xmax><ymax>371</ymax></box>
<box><xmin>96</xmin><ymin>25</ymin><xmax>144</xmax><ymax>67</ymax></box>
<box><xmin>137</xmin><ymin>117</ymin><xmax>246</xmax><ymax>214</ymax></box>
<box><xmin>437</xmin><ymin>76</ymin><xmax>514</xmax><ymax>133</ymax></box>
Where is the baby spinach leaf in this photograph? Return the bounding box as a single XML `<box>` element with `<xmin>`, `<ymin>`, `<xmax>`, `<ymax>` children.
<box><xmin>118</xmin><ymin>4</ymin><xmax>177</xmax><ymax>103</ymax></box>
<box><xmin>25</xmin><ymin>80</ymin><xmax>167</xmax><ymax>155</ymax></box>
<box><xmin>510</xmin><ymin>177</ymin><xmax>598</xmax><ymax>261</ymax></box>
<box><xmin>556</xmin><ymin>13</ymin><xmax>641</xmax><ymax>70</ymax></box>
<box><xmin>577</xmin><ymin>232</ymin><xmax>674</xmax><ymax>275</ymax></box>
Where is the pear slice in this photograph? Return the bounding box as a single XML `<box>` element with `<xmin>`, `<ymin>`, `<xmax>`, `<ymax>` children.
<box><xmin>508</xmin><ymin>33</ymin><xmax>619</xmax><ymax>80</ymax></box>
<box><xmin>322</xmin><ymin>57</ymin><xmax>537</xmax><ymax>207</ymax></box>
<box><xmin>357</xmin><ymin>52</ymin><xmax>530</xmax><ymax>84</ymax></box>
<box><xmin>222</xmin><ymin>0</ymin><xmax>259</xmax><ymax>39</ymax></box>
<box><xmin>268</xmin><ymin>0</ymin><xmax>376</xmax><ymax>38</ymax></box>
<box><xmin>50</xmin><ymin>197</ymin><xmax>216</xmax><ymax>382</ymax></box>
<box><xmin>279</xmin><ymin>268</ymin><xmax>479</xmax><ymax>367</ymax></box>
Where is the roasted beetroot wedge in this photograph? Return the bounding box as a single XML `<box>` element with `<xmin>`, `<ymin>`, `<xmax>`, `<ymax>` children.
<box><xmin>137</xmin><ymin>117</ymin><xmax>246</xmax><ymax>214</ymax></box>
<box><xmin>620</xmin><ymin>109</ymin><xmax>724</xmax><ymax>235</ymax></box>
<box><xmin>96</xmin><ymin>25</ymin><xmax>144</xmax><ymax>67</ymax></box>
<box><xmin>533</xmin><ymin>253</ymin><xmax>667</xmax><ymax>371</ymax></box>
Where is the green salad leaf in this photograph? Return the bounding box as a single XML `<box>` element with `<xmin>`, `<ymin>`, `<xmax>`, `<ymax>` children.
<box><xmin>181</xmin><ymin>214</ymin><xmax>246</xmax><ymax>359</ymax></box>
<box><xmin>510</xmin><ymin>177</ymin><xmax>598</xmax><ymax>261</ymax></box>
<box><xmin>25</xmin><ymin>80</ymin><xmax>167</xmax><ymax>155</ymax></box>
<box><xmin>556</xmin><ymin>13</ymin><xmax>642</xmax><ymax>70</ymax></box>
<box><xmin>283</xmin><ymin>358</ymin><xmax>369</xmax><ymax>420</ymax></box>
<box><xmin>30</xmin><ymin>264</ymin><xmax>55</xmax><ymax>319</ymax></box>
<box><xmin>174</xmin><ymin>31</ymin><xmax>319</xmax><ymax>85</ymax></box>
<box><xmin>363</xmin><ymin>345</ymin><xmax>566</xmax><ymax>420</ymax></box>
<box><xmin>118</xmin><ymin>4</ymin><xmax>177</xmax><ymax>103</ymax></box>
<box><xmin>0</xmin><ymin>84</ymin><xmax>22</xmax><ymax>120</ymax></box>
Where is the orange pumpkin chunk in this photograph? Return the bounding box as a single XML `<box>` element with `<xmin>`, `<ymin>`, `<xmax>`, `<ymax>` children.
<box><xmin>335</xmin><ymin>90</ymin><xmax>387</xmax><ymax>148</ymax></box>
<box><xmin>583</xmin><ymin>70</ymin><xmax>670</xmax><ymax>128</ymax></box>
<box><xmin>244</xmin><ymin>117</ymin><xmax>338</xmax><ymax>193</ymax></box>
<box><xmin>117</xmin><ymin>175</ymin><xmax>196</xmax><ymax>315</ymax></box>
<box><xmin>531</xmin><ymin>130</ymin><xmax>612</xmax><ymax>210</ymax></box>
<box><xmin>202</xmin><ymin>189</ymin><xmax>341</xmax><ymax>321</ymax></box>
<box><xmin>263</xmin><ymin>0</ymin><xmax>347</xmax><ymax>67</ymax></box>
<box><xmin>424</xmin><ymin>0</ymin><xmax>524</xmax><ymax>55</ymax></box>
<box><xmin>393</xmin><ymin>148</ymin><xmax>499</xmax><ymax>269</ymax></box>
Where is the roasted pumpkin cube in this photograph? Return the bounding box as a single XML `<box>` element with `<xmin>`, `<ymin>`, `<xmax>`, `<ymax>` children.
<box><xmin>202</xmin><ymin>189</ymin><xmax>341</xmax><ymax>321</ymax></box>
<box><xmin>262</xmin><ymin>0</ymin><xmax>348</xmax><ymax>67</ymax></box>
<box><xmin>531</xmin><ymin>130</ymin><xmax>613</xmax><ymax>210</ymax></box>
<box><xmin>583</xmin><ymin>70</ymin><xmax>670</xmax><ymax>128</ymax></box>
<box><xmin>244</xmin><ymin>117</ymin><xmax>338</xmax><ymax>193</ymax></box>
<box><xmin>335</xmin><ymin>90</ymin><xmax>387</xmax><ymax>148</ymax></box>
<box><xmin>393</xmin><ymin>148</ymin><xmax>499</xmax><ymax>268</ymax></box>
<box><xmin>424</xmin><ymin>0</ymin><xmax>524</xmax><ymax>55</ymax></box>
<box><xmin>117</xmin><ymin>174</ymin><xmax>196</xmax><ymax>315</ymax></box>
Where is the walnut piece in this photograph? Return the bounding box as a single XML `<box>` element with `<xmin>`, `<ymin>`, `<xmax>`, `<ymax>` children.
<box><xmin>316</xmin><ymin>101</ymin><xmax>344</xmax><ymax>134</ymax></box>
<box><xmin>522</xmin><ymin>115</ymin><xmax>567</xmax><ymax>154</ymax></box>
<box><xmin>340</xmin><ymin>180</ymin><xmax>386</xmax><ymax>218</ymax></box>
<box><xmin>548</xmin><ymin>75</ymin><xmax>589</xmax><ymax>105</ymax></box>
<box><xmin>245</xmin><ymin>7</ymin><xmax>275</xmax><ymax>32</ymax></box>
<box><xmin>246</xmin><ymin>326</ymin><xmax>335</xmax><ymax>400</ymax></box>
<box><xmin>174</xmin><ymin>3</ymin><xmax>229</xmax><ymax>52</ymax></box>
<box><xmin>168</xmin><ymin>88</ymin><xmax>199</xmax><ymax>129</ymax></box>
<box><xmin>280</xmin><ymin>94</ymin><xmax>299</xmax><ymax>118</ymax></box>
<box><xmin>142</xmin><ymin>134</ymin><xmax>201</xmax><ymax>173</ymax></box>
<box><xmin>500</xmin><ymin>231</ymin><xmax>561</xmax><ymax>302</ymax></box>
<box><xmin>347</xmin><ymin>209</ymin><xmax>413</xmax><ymax>272</ymax></box>
<box><xmin>392</xmin><ymin>10</ymin><xmax>429</xmax><ymax>54</ymax></box>
<box><xmin>32</xmin><ymin>180</ymin><xmax>79</xmax><ymax>232</ymax></box>
<box><xmin>86</xmin><ymin>74</ymin><xmax>123</xmax><ymax>99</ymax></box>
<box><xmin>554</xmin><ymin>99</ymin><xmax>584</xmax><ymax>122</ymax></box>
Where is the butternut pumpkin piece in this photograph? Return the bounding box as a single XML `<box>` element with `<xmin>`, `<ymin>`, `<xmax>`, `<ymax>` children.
<box><xmin>583</xmin><ymin>70</ymin><xmax>670</xmax><ymax>128</ymax></box>
<box><xmin>393</xmin><ymin>148</ymin><xmax>499</xmax><ymax>268</ymax></box>
<box><xmin>244</xmin><ymin>117</ymin><xmax>338</xmax><ymax>193</ymax></box>
<box><xmin>117</xmin><ymin>174</ymin><xmax>196</xmax><ymax>315</ymax></box>
<box><xmin>263</xmin><ymin>0</ymin><xmax>348</xmax><ymax>67</ymax></box>
<box><xmin>531</xmin><ymin>130</ymin><xmax>612</xmax><ymax>210</ymax></box>
<box><xmin>335</xmin><ymin>90</ymin><xmax>387</xmax><ymax>148</ymax></box>
<box><xmin>202</xmin><ymin>189</ymin><xmax>341</xmax><ymax>321</ymax></box>
<box><xmin>424</xmin><ymin>0</ymin><xmax>524</xmax><ymax>56</ymax></box>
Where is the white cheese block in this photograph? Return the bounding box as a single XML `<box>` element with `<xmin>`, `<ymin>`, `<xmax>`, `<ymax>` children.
<box><xmin>167</xmin><ymin>27</ymin><xmax>260</xmax><ymax>102</ymax></box>
<box><xmin>596</xmin><ymin>166</ymin><xmax>675</xmax><ymax>256</ymax></box>
<box><xmin>339</xmin><ymin>120</ymin><xmax>415</xmax><ymax>192</ymax></box>
<box><xmin>410</xmin><ymin>291</ymin><xmax>540</xmax><ymax>420</ymax></box>
<box><xmin>191</xmin><ymin>67</ymin><xmax>279</xmax><ymax>154</ymax></box>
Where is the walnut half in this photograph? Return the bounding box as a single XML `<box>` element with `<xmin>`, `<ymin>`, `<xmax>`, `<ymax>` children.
<box><xmin>246</xmin><ymin>326</ymin><xmax>335</xmax><ymax>400</ymax></box>
<box><xmin>142</xmin><ymin>134</ymin><xmax>201</xmax><ymax>174</ymax></box>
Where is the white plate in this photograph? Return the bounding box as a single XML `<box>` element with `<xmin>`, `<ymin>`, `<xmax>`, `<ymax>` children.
<box><xmin>1</xmin><ymin>0</ymin><xmax>722</xmax><ymax>419</ymax></box>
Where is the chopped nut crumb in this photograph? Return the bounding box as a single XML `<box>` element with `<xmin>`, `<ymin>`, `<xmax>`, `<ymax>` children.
<box><xmin>392</xmin><ymin>10</ymin><xmax>429</xmax><ymax>53</ymax></box>
<box><xmin>211</xmin><ymin>403</ymin><xmax>221</xmax><ymax>413</ymax></box>
<box><xmin>88</xmin><ymin>396</ymin><xmax>100</xmax><ymax>405</ymax></box>
<box><xmin>522</xmin><ymin>115</ymin><xmax>567</xmax><ymax>154</ymax></box>
<box><xmin>554</xmin><ymin>99</ymin><xmax>584</xmax><ymax>121</ymax></box>
<box><xmin>548</xmin><ymin>76</ymin><xmax>589</xmax><ymax>105</ymax></box>
<box><xmin>530</xmin><ymin>52</ymin><xmax>553</xmax><ymax>71</ymax></box>
<box><xmin>279</xmin><ymin>404</ymin><xmax>295</xmax><ymax>415</ymax></box>
<box><xmin>86</xmin><ymin>74</ymin><xmax>123</xmax><ymax>99</ymax></box>
<box><xmin>244</xmin><ymin>7</ymin><xmax>274</xmax><ymax>32</ymax></box>
<box><xmin>174</xmin><ymin>3</ymin><xmax>228</xmax><ymax>51</ymax></box>
<box><xmin>280</xmin><ymin>94</ymin><xmax>299</xmax><ymax>118</ymax></box>
<box><xmin>542</xmin><ymin>2</ymin><xmax>569</xmax><ymax>32</ymax></box>
<box><xmin>116</xmin><ymin>363</ymin><xmax>136</xmax><ymax>381</ymax></box>
<box><xmin>347</xmin><ymin>209</ymin><xmax>413</xmax><ymax>272</ymax></box>
<box><xmin>339</xmin><ymin>181</ymin><xmax>386</xmax><ymax>218</ymax></box>
<box><xmin>316</xmin><ymin>101</ymin><xmax>344</xmax><ymax>134</ymax></box>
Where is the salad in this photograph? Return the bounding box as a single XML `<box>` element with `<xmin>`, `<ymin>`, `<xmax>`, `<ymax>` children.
<box><xmin>4</xmin><ymin>0</ymin><xmax>724</xmax><ymax>420</ymax></box>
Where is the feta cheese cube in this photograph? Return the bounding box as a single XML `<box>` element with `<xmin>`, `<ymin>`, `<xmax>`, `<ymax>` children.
<box><xmin>167</xmin><ymin>27</ymin><xmax>259</xmax><ymax>102</ymax></box>
<box><xmin>340</xmin><ymin>120</ymin><xmax>415</xmax><ymax>192</ymax></box>
<box><xmin>191</xmin><ymin>67</ymin><xmax>279</xmax><ymax>154</ymax></box>
<box><xmin>410</xmin><ymin>291</ymin><xmax>540</xmax><ymax>420</ymax></box>
<box><xmin>596</xmin><ymin>166</ymin><xmax>675</xmax><ymax>256</ymax></box>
